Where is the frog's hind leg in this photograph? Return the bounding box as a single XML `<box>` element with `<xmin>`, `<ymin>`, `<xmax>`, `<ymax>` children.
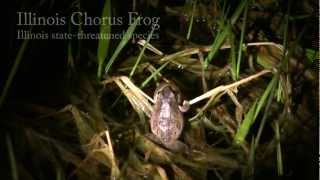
<box><xmin>145</xmin><ymin>133</ymin><xmax>163</xmax><ymax>146</ymax></box>
<box><xmin>164</xmin><ymin>140</ymin><xmax>188</xmax><ymax>153</ymax></box>
<box><xmin>145</xmin><ymin>134</ymin><xmax>189</xmax><ymax>153</ymax></box>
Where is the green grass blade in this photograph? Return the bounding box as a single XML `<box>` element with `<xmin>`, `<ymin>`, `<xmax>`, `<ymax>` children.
<box><xmin>234</xmin><ymin>100</ymin><xmax>258</xmax><ymax>145</ymax></box>
<box><xmin>235</xmin><ymin>3</ymin><xmax>249</xmax><ymax>79</ymax></box>
<box><xmin>67</xmin><ymin>22</ymin><xmax>74</xmax><ymax>69</ymax></box>
<box><xmin>6</xmin><ymin>134</ymin><xmax>18</xmax><ymax>180</ymax></box>
<box><xmin>247</xmin><ymin>137</ymin><xmax>255</xmax><ymax>177</ymax></box>
<box><xmin>305</xmin><ymin>48</ymin><xmax>319</xmax><ymax>64</ymax></box>
<box><xmin>235</xmin><ymin>76</ymin><xmax>277</xmax><ymax>145</ymax></box>
<box><xmin>276</xmin><ymin>78</ymin><xmax>284</xmax><ymax>103</ymax></box>
<box><xmin>186</xmin><ymin>1</ymin><xmax>196</xmax><ymax>40</ymax></box>
<box><xmin>56</xmin><ymin>168</ymin><xmax>62</xmax><ymax>180</ymax></box>
<box><xmin>97</xmin><ymin>0</ymin><xmax>111</xmax><ymax>78</ymax></box>
<box><xmin>0</xmin><ymin>39</ymin><xmax>29</xmax><ymax>109</ymax></box>
<box><xmin>273</xmin><ymin>121</ymin><xmax>283</xmax><ymax>176</ymax></box>
<box><xmin>204</xmin><ymin>24</ymin><xmax>231</xmax><ymax>68</ymax></box>
<box><xmin>129</xmin><ymin>27</ymin><xmax>155</xmax><ymax>77</ymax></box>
<box><xmin>280</xmin><ymin>3</ymin><xmax>291</xmax><ymax>71</ymax></box>
<box><xmin>140</xmin><ymin>61</ymin><xmax>170</xmax><ymax>88</ymax></box>
<box><xmin>205</xmin><ymin>0</ymin><xmax>250</xmax><ymax>68</ymax></box>
<box><xmin>230</xmin><ymin>0</ymin><xmax>249</xmax><ymax>25</ymax></box>
<box><xmin>69</xmin><ymin>106</ymin><xmax>95</xmax><ymax>144</ymax></box>
<box><xmin>230</xmin><ymin>34</ymin><xmax>237</xmax><ymax>80</ymax></box>
<box><xmin>104</xmin><ymin>17</ymin><xmax>141</xmax><ymax>75</ymax></box>
<box><xmin>254</xmin><ymin>75</ymin><xmax>278</xmax><ymax>148</ymax></box>
<box><xmin>254</xmin><ymin>76</ymin><xmax>277</xmax><ymax>119</ymax></box>
<box><xmin>207</xmin><ymin>0</ymin><xmax>248</xmax><ymax>70</ymax></box>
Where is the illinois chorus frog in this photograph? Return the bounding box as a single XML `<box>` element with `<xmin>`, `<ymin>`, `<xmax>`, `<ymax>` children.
<box><xmin>148</xmin><ymin>83</ymin><xmax>189</xmax><ymax>152</ymax></box>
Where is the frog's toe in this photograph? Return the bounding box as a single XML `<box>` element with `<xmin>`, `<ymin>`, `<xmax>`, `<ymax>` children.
<box><xmin>179</xmin><ymin>100</ymin><xmax>190</xmax><ymax>112</ymax></box>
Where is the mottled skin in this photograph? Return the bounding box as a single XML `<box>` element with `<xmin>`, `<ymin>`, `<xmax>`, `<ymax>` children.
<box><xmin>149</xmin><ymin>83</ymin><xmax>189</xmax><ymax>151</ymax></box>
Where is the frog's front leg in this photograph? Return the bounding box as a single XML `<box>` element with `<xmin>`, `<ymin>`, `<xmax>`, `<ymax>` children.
<box><xmin>179</xmin><ymin>100</ymin><xmax>190</xmax><ymax>113</ymax></box>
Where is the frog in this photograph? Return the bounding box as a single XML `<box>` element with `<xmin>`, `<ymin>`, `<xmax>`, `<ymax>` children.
<box><xmin>147</xmin><ymin>82</ymin><xmax>189</xmax><ymax>152</ymax></box>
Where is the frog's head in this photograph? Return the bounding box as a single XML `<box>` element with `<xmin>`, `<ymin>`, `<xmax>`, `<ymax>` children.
<box><xmin>161</xmin><ymin>86</ymin><xmax>175</xmax><ymax>99</ymax></box>
<box><xmin>154</xmin><ymin>83</ymin><xmax>181</xmax><ymax>102</ymax></box>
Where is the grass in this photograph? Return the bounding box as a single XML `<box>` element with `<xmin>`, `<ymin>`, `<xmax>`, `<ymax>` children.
<box><xmin>2</xmin><ymin>0</ymin><xmax>317</xmax><ymax>179</ymax></box>
<box><xmin>97</xmin><ymin>0</ymin><xmax>111</xmax><ymax>78</ymax></box>
<box><xmin>104</xmin><ymin>17</ymin><xmax>141</xmax><ymax>75</ymax></box>
<box><xmin>204</xmin><ymin>0</ymin><xmax>249</xmax><ymax>68</ymax></box>
<box><xmin>186</xmin><ymin>0</ymin><xmax>196</xmax><ymax>40</ymax></box>
<box><xmin>130</xmin><ymin>26</ymin><xmax>155</xmax><ymax>78</ymax></box>
<box><xmin>6</xmin><ymin>134</ymin><xmax>18</xmax><ymax>180</ymax></box>
<box><xmin>235</xmin><ymin>2</ymin><xmax>248</xmax><ymax>80</ymax></box>
<box><xmin>273</xmin><ymin>120</ymin><xmax>283</xmax><ymax>176</ymax></box>
<box><xmin>234</xmin><ymin>75</ymin><xmax>277</xmax><ymax>145</ymax></box>
<box><xmin>204</xmin><ymin>23</ymin><xmax>231</xmax><ymax>68</ymax></box>
<box><xmin>140</xmin><ymin>61</ymin><xmax>170</xmax><ymax>88</ymax></box>
<box><xmin>0</xmin><ymin>39</ymin><xmax>29</xmax><ymax>108</ymax></box>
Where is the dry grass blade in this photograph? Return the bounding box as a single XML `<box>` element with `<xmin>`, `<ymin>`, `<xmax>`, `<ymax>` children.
<box><xmin>135</xmin><ymin>133</ymin><xmax>171</xmax><ymax>163</ymax></box>
<box><xmin>191</xmin><ymin>149</ymin><xmax>239</xmax><ymax>169</ymax></box>
<box><xmin>160</xmin><ymin>48</ymin><xmax>200</xmax><ymax>62</ymax></box>
<box><xmin>226</xmin><ymin>89</ymin><xmax>244</xmax><ymax>124</ymax></box>
<box><xmin>103</xmin><ymin>76</ymin><xmax>153</xmax><ymax>117</ymax></box>
<box><xmin>126</xmin><ymin>150</ymin><xmax>156</xmax><ymax>176</ymax></box>
<box><xmin>137</xmin><ymin>39</ymin><xmax>163</xmax><ymax>56</ymax></box>
<box><xmin>114</xmin><ymin>79</ymin><xmax>150</xmax><ymax>118</ymax></box>
<box><xmin>188</xmin><ymin>70</ymin><xmax>271</xmax><ymax>105</ymax></box>
<box><xmin>135</xmin><ymin>133</ymin><xmax>206</xmax><ymax>169</ymax></box>
<box><xmin>119</xmin><ymin>76</ymin><xmax>155</xmax><ymax>104</ymax></box>
<box><xmin>85</xmin><ymin>131</ymin><xmax>120</xmax><ymax>179</ymax></box>
<box><xmin>105</xmin><ymin>130</ymin><xmax>121</xmax><ymax>178</ymax></box>
<box><xmin>155</xmin><ymin>166</ymin><xmax>168</xmax><ymax>180</ymax></box>
<box><xmin>67</xmin><ymin>105</ymin><xmax>96</xmax><ymax>144</ymax></box>
<box><xmin>171</xmin><ymin>164</ymin><xmax>192</xmax><ymax>180</ymax></box>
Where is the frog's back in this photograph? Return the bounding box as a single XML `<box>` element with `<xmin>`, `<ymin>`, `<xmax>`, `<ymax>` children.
<box><xmin>150</xmin><ymin>92</ymin><xmax>184</xmax><ymax>145</ymax></box>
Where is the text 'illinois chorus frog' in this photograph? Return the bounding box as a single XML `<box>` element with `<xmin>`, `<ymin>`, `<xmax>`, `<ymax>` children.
<box><xmin>148</xmin><ymin>83</ymin><xmax>189</xmax><ymax>152</ymax></box>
